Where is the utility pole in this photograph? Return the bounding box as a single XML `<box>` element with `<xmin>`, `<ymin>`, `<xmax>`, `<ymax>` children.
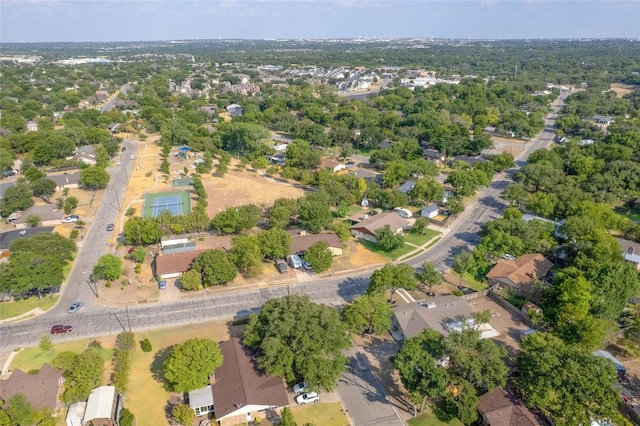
<box><xmin>125</xmin><ymin>303</ymin><xmax>132</xmax><ymax>333</ymax></box>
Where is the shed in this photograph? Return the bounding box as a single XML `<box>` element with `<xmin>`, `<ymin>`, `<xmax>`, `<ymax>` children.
<box><xmin>161</xmin><ymin>234</ymin><xmax>190</xmax><ymax>248</ymax></box>
<box><xmin>65</xmin><ymin>402</ymin><xmax>86</xmax><ymax>426</ymax></box>
<box><xmin>421</xmin><ymin>204</ymin><xmax>440</xmax><ymax>219</ymax></box>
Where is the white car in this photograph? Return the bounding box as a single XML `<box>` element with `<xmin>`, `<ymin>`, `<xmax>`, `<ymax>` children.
<box><xmin>295</xmin><ymin>392</ymin><xmax>319</xmax><ymax>405</ymax></box>
<box><xmin>293</xmin><ymin>381</ymin><xmax>308</xmax><ymax>393</ymax></box>
<box><xmin>62</xmin><ymin>215</ymin><xmax>79</xmax><ymax>223</ymax></box>
<box><xmin>503</xmin><ymin>254</ymin><xmax>516</xmax><ymax>260</ymax></box>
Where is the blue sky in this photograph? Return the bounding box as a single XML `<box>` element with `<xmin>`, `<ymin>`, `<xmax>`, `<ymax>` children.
<box><xmin>1</xmin><ymin>0</ymin><xmax>639</xmax><ymax>43</ymax></box>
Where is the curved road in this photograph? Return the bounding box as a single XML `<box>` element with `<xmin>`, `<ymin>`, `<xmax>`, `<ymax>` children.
<box><xmin>0</xmin><ymin>95</ymin><xmax>566</xmax><ymax>355</ymax></box>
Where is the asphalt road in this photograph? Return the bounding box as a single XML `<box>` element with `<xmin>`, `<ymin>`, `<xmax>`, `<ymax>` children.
<box><xmin>0</xmin><ymin>94</ymin><xmax>567</xmax><ymax>357</ymax></box>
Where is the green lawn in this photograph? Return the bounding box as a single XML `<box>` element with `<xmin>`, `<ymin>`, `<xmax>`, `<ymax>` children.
<box><xmin>0</xmin><ymin>295</ymin><xmax>59</xmax><ymax>320</ymax></box>
<box><xmin>408</xmin><ymin>414</ymin><xmax>464</xmax><ymax>426</ymax></box>
<box><xmin>404</xmin><ymin>229</ymin><xmax>440</xmax><ymax>246</ymax></box>
<box><xmin>614</xmin><ymin>206</ymin><xmax>640</xmax><ymax>222</ymax></box>
<box><xmin>359</xmin><ymin>240</ymin><xmax>416</xmax><ymax>261</ymax></box>
<box><xmin>463</xmin><ymin>272</ymin><xmax>487</xmax><ymax>292</ymax></box>
<box><xmin>11</xmin><ymin>339</ymin><xmax>114</xmax><ymax>373</ymax></box>
<box><xmin>291</xmin><ymin>402</ymin><xmax>350</xmax><ymax>426</ymax></box>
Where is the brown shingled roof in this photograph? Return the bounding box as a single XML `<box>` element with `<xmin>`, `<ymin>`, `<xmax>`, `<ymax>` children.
<box><xmin>350</xmin><ymin>212</ymin><xmax>409</xmax><ymax>237</ymax></box>
<box><xmin>476</xmin><ymin>387</ymin><xmax>541</xmax><ymax>426</ymax></box>
<box><xmin>486</xmin><ymin>254</ymin><xmax>553</xmax><ymax>294</ymax></box>
<box><xmin>290</xmin><ymin>232</ymin><xmax>341</xmax><ymax>255</ymax></box>
<box><xmin>0</xmin><ymin>364</ymin><xmax>64</xmax><ymax>411</ymax></box>
<box><xmin>154</xmin><ymin>249</ymin><xmax>209</xmax><ymax>276</ymax></box>
<box><xmin>211</xmin><ymin>338</ymin><xmax>288</xmax><ymax>421</ymax></box>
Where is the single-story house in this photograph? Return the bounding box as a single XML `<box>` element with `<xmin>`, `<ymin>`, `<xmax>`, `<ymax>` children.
<box><xmin>26</xmin><ymin>121</ymin><xmax>38</xmax><ymax>132</ymax></box>
<box><xmin>482</xmin><ymin>126</ymin><xmax>497</xmax><ymax>134</ymax></box>
<box><xmin>615</xmin><ymin>238</ymin><xmax>640</xmax><ymax>271</ymax></box>
<box><xmin>318</xmin><ymin>158</ymin><xmax>346</xmax><ymax>173</ymax></box>
<box><xmin>349</xmin><ymin>168</ymin><xmax>383</xmax><ymax>184</ymax></box>
<box><xmin>350</xmin><ymin>212</ymin><xmax>410</xmax><ymax>244</ymax></box>
<box><xmin>8</xmin><ymin>205</ymin><xmax>64</xmax><ymax>229</ymax></box>
<box><xmin>189</xmin><ymin>385</ymin><xmax>214</xmax><ymax>417</ymax></box>
<box><xmin>0</xmin><ymin>227</ymin><xmax>54</xmax><ymax>254</ymax></box>
<box><xmin>391</xmin><ymin>295</ymin><xmax>473</xmax><ymax>340</ymax></box>
<box><xmin>593</xmin><ymin>115</ymin><xmax>614</xmax><ymax>126</ymax></box>
<box><xmin>189</xmin><ymin>338</ymin><xmax>289</xmax><ymax>426</ymax></box>
<box><xmin>73</xmin><ymin>145</ymin><xmax>96</xmax><ymax>166</ymax></box>
<box><xmin>476</xmin><ymin>387</ymin><xmax>541</xmax><ymax>426</ymax></box>
<box><xmin>593</xmin><ymin>350</ymin><xmax>627</xmax><ymax>380</ymax></box>
<box><xmin>154</xmin><ymin>249</ymin><xmax>208</xmax><ymax>280</ymax></box>
<box><xmin>421</xmin><ymin>204</ymin><xmax>440</xmax><ymax>219</ymax></box>
<box><xmin>398</xmin><ymin>180</ymin><xmax>416</xmax><ymax>194</ymax></box>
<box><xmin>423</xmin><ymin>148</ymin><xmax>445</xmax><ymax>165</ymax></box>
<box><xmin>226</xmin><ymin>104</ymin><xmax>244</xmax><ymax>118</ymax></box>
<box><xmin>485</xmin><ymin>254</ymin><xmax>553</xmax><ymax>296</ymax></box>
<box><xmin>65</xmin><ymin>402</ymin><xmax>86</xmax><ymax>426</ymax></box>
<box><xmin>82</xmin><ymin>386</ymin><xmax>120</xmax><ymax>426</ymax></box>
<box><xmin>106</xmin><ymin>123</ymin><xmax>121</xmax><ymax>133</ymax></box>
<box><xmin>47</xmin><ymin>172</ymin><xmax>80</xmax><ymax>189</ymax></box>
<box><xmin>290</xmin><ymin>232</ymin><xmax>343</xmax><ymax>256</ymax></box>
<box><xmin>0</xmin><ymin>364</ymin><xmax>64</xmax><ymax>412</ymax></box>
<box><xmin>450</xmin><ymin>155</ymin><xmax>489</xmax><ymax>167</ymax></box>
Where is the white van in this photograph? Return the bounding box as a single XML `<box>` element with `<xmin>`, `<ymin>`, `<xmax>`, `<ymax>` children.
<box><xmin>287</xmin><ymin>254</ymin><xmax>303</xmax><ymax>269</ymax></box>
<box><xmin>394</xmin><ymin>207</ymin><xmax>413</xmax><ymax>219</ymax></box>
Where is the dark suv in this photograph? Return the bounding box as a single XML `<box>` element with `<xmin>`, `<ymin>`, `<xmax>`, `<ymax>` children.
<box><xmin>275</xmin><ymin>259</ymin><xmax>288</xmax><ymax>274</ymax></box>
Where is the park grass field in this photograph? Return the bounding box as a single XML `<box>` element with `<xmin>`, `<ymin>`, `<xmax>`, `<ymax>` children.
<box><xmin>0</xmin><ymin>296</ymin><xmax>59</xmax><ymax>320</ymax></box>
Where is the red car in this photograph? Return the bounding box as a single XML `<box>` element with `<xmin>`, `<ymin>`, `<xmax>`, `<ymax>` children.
<box><xmin>50</xmin><ymin>325</ymin><xmax>73</xmax><ymax>334</ymax></box>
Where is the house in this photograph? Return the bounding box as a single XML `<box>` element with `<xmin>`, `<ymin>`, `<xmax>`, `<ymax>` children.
<box><xmin>73</xmin><ymin>145</ymin><xmax>96</xmax><ymax>166</ymax></box>
<box><xmin>161</xmin><ymin>234</ymin><xmax>190</xmax><ymax>248</ymax></box>
<box><xmin>350</xmin><ymin>212</ymin><xmax>409</xmax><ymax>243</ymax></box>
<box><xmin>392</xmin><ymin>296</ymin><xmax>477</xmax><ymax>340</ymax></box>
<box><xmin>593</xmin><ymin>350</ymin><xmax>627</xmax><ymax>380</ymax></box>
<box><xmin>106</xmin><ymin>123</ymin><xmax>121</xmax><ymax>133</ymax></box>
<box><xmin>189</xmin><ymin>385</ymin><xmax>214</xmax><ymax>417</ymax></box>
<box><xmin>441</xmin><ymin>190</ymin><xmax>454</xmax><ymax>204</ymax></box>
<box><xmin>26</xmin><ymin>121</ymin><xmax>38</xmax><ymax>132</ymax></box>
<box><xmin>349</xmin><ymin>168</ymin><xmax>383</xmax><ymax>184</ymax></box>
<box><xmin>421</xmin><ymin>204</ymin><xmax>440</xmax><ymax>219</ymax></box>
<box><xmin>318</xmin><ymin>158</ymin><xmax>346</xmax><ymax>173</ymax></box>
<box><xmin>48</xmin><ymin>172</ymin><xmax>80</xmax><ymax>189</ymax></box>
<box><xmin>486</xmin><ymin>254</ymin><xmax>553</xmax><ymax>295</ymax></box>
<box><xmin>450</xmin><ymin>155</ymin><xmax>489</xmax><ymax>167</ymax></box>
<box><xmin>483</xmin><ymin>126</ymin><xmax>497</xmax><ymax>134</ymax></box>
<box><xmin>9</xmin><ymin>205</ymin><xmax>64</xmax><ymax>229</ymax></box>
<box><xmin>82</xmin><ymin>386</ymin><xmax>120</xmax><ymax>426</ymax></box>
<box><xmin>0</xmin><ymin>227</ymin><xmax>54</xmax><ymax>256</ymax></box>
<box><xmin>615</xmin><ymin>238</ymin><xmax>640</xmax><ymax>271</ymax></box>
<box><xmin>290</xmin><ymin>232</ymin><xmax>343</xmax><ymax>256</ymax></box>
<box><xmin>65</xmin><ymin>402</ymin><xmax>86</xmax><ymax>426</ymax></box>
<box><xmin>476</xmin><ymin>387</ymin><xmax>541</xmax><ymax>426</ymax></box>
<box><xmin>423</xmin><ymin>148</ymin><xmax>445</xmax><ymax>165</ymax></box>
<box><xmin>154</xmin><ymin>249</ymin><xmax>208</xmax><ymax>280</ymax></box>
<box><xmin>360</xmin><ymin>197</ymin><xmax>369</xmax><ymax>208</ymax></box>
<box><xmin>226</xmin><ymin>104</ymin><xmax>244</xmax><ymax>118</ymax></box>
<box><xmin>192</xmin><ymin>338</ymin><xmax>289</xmax><ymax>426</ymax></box>
<box><xmin>398</xmin><ymin>180</ymin><xmax>416</xmax><ymax>194</ymax></box>
<box><xmin>593</xmin><ymin>115</ymin><xmax>614</xmax><ymax>126</ymax></box>
<box><xmin>0</xmin><ymin>364</ymin><xmax>64</xmax><ymax>412</ymax></box>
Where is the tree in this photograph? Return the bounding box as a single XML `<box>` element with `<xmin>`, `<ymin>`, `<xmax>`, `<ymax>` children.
<box><xmin>416</xmin><ymin>262</ymin><xmax>442</xmax><ymax>296</ymax></box>
<box><xmin>299</xmin><ymin>193</ymin><xmax>332</xmax><ymax>233</ymax></box>
<box><xmin>211</xmin><ymin>204</ymin><xmax>262</xmax><ymax>234</ymax></box>
<box><xmin>123</xmin><ymin>217</ymin><xmax>162</xmax><ymax>245</ymax></box>
<box><xmin>191</xmin><ymin>250</ymin><xmax>237</xmax><ymax>287</ymax></box>
<box><xmin>172</xmin><ymin>404</ymin><xmax>195</xmax><ymax>426</ymax></box>
<box><xmin>368</xmin><ymin>263</ymin><xmax>418</xmax><ymax>297</ymax></box>
<box><xmin>39</xmin><ymin>335</ymin><xmax>53</xmax><ymax>352</ymax></box>
<box><xmin>180</xmin><ymin>269</ymin><xmax>202</xmax><ymax>291</ymax></box>
<box><xmin>444</xmin><ymin>377</ymin><xmax>479</xmax><ymax>425</ymax></box>
<box><xmin>447</xmin><ymin>196</ymin><xmax>465</xmax><ymax>216</ymax></box>
<box><xmin>93</xmin><ymin>254</ymin><xmax>122</xmax><ymax>281</ymax></box>
<box><xmin>119</xmin><ymin>408</ymin><xmax>135</xmax><ymax>426</ymax></box>
<box><xmin>409</xmin><ymin>178</ymin><xmax>444</xmax><ymax>204</ymax></box>
<box><xmin>303</xmin><ymin>241</ymin><xmax>333</xmax><ymax>273</ymax></box>
<box><xmin>375</xmin><ymin>224</ymin><xmax>405</xmax><ymax>252</ymax></box>
<box><xmin>280</xmin><ymin>407</ymin><xmax>297</xmax><ymax>426</ymax></box>
<box><xmin>392</xmin><ymin>330</ymin><xmax>449</xmax><ymax>415</ymax></box>
<box><xmin>61</xmin><ymin>348</ymin><xmax>104</xmax><ymax>403</ymax></box>
<box><xmin>502</xmin><ymin>183</ymin><xmax>530</xmax><ymax>210</ymax></box>
<box><xmin>517</xmin><ymin>332</ymin><xmax>625</xmax><ymax>426</ymax></box>
<box><xmin>63</xmin><ymin>196</ymin><xmax>79</xmax><ymax>214</ymax></box>
<box><xmin>0</xmin><ymin>182</ymin><xmax>33</xmax><ymax>217</ymax></box>
<box><xmin>131</xmin><ymin>247</ymin><xmax>146</xmax><ymax>264</ymax></box>
<box><xmin>25</xmin><ymin>215</ymin><xmax>41</xmax><ymax>228</ymax></box>
<box><xmin>257</xmin><ymin>228</ymin><xmax>291</xmax><ymax>260</ymax></box>
<box><xmin>164</xmin><ymin>338</ymin><xmax>223</xmax><ymax>392</ymax></box>
<box><xmin>0</xmin><ymin>147</ymin><xmax>15</xmax><ymax>172</ymax></box>
<box><xmin>452</xmin><ymin>250</ymin><xmax>474</xmax><ymax>289</ymax></box>
<box><xmin>80</xmin><ymin>166</ymin><xmax>110</xmax><ymax>189</ymax></box>
<box><xmin>243</xmin><ymin>295</ymin><xmax>350</xmax><ymax>391</ymax></box>
<box><xmin>31</xmin><ymin>178</ymin><xmax>57</xmax><ymax>200</ymax></box>
<box><xmin>412</xmin><ymin>217</ymin><xmax>429</xmax><ymax>235</ymax></box>
<box><xmin>230</xmin><ymin>234</ymin><xmax>264</xmax><ymax>277</ymax></box>
<box><xmin>342</xmin><ymin>293</ymin><xmax>393</xmax><ymax>335</ymax></box>
<box><xmin>4</xmin><ymin>394</ymin><xmax>37</xmax><ymax>426</ymax></box>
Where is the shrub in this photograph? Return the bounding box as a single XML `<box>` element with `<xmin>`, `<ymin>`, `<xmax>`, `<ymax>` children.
<box><xmin>119</xmin><ymin>408</ymin><xmax>135</xmax><ymax>426</ymax></box>
<box><xmin>69</xmin><ymin>229</ymin><xmax>79</xmax><ymax>239</ymax></box>
<box><xmin>141</xmin><ymin>338</ymin><xmax>153</xmax><ymax>353</ymax></box>
<box><xmin>451</xmin><ymin>289</ymin><xmax>464</xmax><ymax>297</ymax></box>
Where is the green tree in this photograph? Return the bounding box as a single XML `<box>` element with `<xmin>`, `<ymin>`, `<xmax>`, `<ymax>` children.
<box><xmin>285</xmin><ymin>139</ymin><xmax>322</xmax><ymax>169</ymax></box>
<box><xmin>452</xmin><ymin>250</ymin><xmax>474</xmax><ymax>289</ymax></box>
<box><xmin>502</xmin><ymin>183</ymin><xmax>530</xmax><ymax>210</ymax></box>
<box><xmin>392</xmin><ymin>330</ymin><xmax>449</xmax><ymax>415</ymax></box>
<box><xmin>191</xmin><ymin>250</ymin><xmax>237</xmax><ymax>287</ymax></box>
<box><xmin>172</xmin><ymin>404</ymin><xmax>195</xmax><ymax>426</ymax></box>
<box><xmin>280</xmin><ymin>407</ymin><xmax>297</xmax><ymax>426</ymax></box>
<box><xmin>299</xmin><ymin>193</ymin><xmax>333</xmax><ymax>233</ymax></box>
<box><xmin>131</xmin><ymin>247</ymin><xmax>146</xmax><ymax>264</ymax></box>
<box><xmin>517</xmin><ymin>332</ymin><xmax>625</xmax><ymax>426</ymax></box>
<box><xmin>375</xmin><ymin>224</ymin><xmax>405</xmax><ymax>252</ymax></box>
<box><xmin>119</xmin><ymin>408</ymin><xmax>135</xmax><ymax>426</ymax></box>
<box><xmin>211</xmin><ymin>204</ymin><xmax>262</xmax><ymax>234</ymax></box>
<box><xmin>368</xmin><ymin>263</ymin><xmax>418</xmax><ymax>296</ymax></box>
<box><xmin>412</xmin><ymin>217</ymin><xmax>429</xmax><ymax>236</ymax></box>
<box><xmin>93</xmin><ymin>254</ymin><xmax>122</xmax><ymax>281</ymax></box>
<box><xmin>61</xmin><ymin>348</ymin><xmax>104</xmax><ymax>403</ymax></box>
<box><xmin>24</xmin><ymin>166</ymin><xmax>46</xmax><ymax>183</ymax></box>
<box><xmin>0</xmin><ymin>147</ymin><xmax>15</xmax><ymax>172</ymax></box>
<box><xmin>447</xmin><ymin>197</ymin><xmax>465</xmax><ymax>216</ymax></box>
<box><xmin>243</xmin><ymin>295</ymin><xmax>350</xmax><ymax>391</ymax></box>
<box><xmin>164</xmin><ymin>338</ymin><xmax>223</xmax><ymax>392</ymax></box>
<box><xmin>0</xmin><ymin>182</ymin><xmax>33</xmax><ymax>217</ymax></box>
<box><xmin>257</xmin><ymin>228</ymin><xmax>291</xmax><ymax>260</ymax></box>
<box><xmin>63</xmin><ymin>196</ymin><xmax>79</xmax><ymax>214</ymax></box>
<box><xmin>331</xmin><ymin>220</ymin><xmax>352</xmax><ymax>242</ymax></box>
<box><xmin>304</xmin><ymin>241</ymin><xmax>333</xmax><ymax>273</ymax></box>
<box><xmin>4</xmin><ymin>394</ymin><xmax>37</xmax><ymax>426</ymax></box>
<box><xmin>31</xmin><ymin>178</ymin><xmax>57</xmax><ymax>200</ymax></box>
<box><xmin>416</xmin><ymin>262</ymin><xmax>442</xmax><ymax>296</ymax></box>
<box><xmin>342</xmin><ymin>293</ymin><xmax>393</xmax><ymax>335</ymax></box>
<box><xmin>409</xmin><ymin>178</ymin><xmax>444</xmax><ymax>204</ymax></box>
<box><xmin>229</xmin><ymin>234</ymin><xmax>264</xmax><ymax>277</ymax></box>
<box><xmin>444</xmin><ymin>377</ymin><xmax>479</xmax><ymax>425</ymax></box>
<box><xmin>25</xmin><ymin>215</ymin><xmax>41</xmax><ymax>228</ymax></box>
<box><xmin>39</xmin><ymin>335</ymin><xmax>53</xmax><ymax>352</ymax></box>
<box><xmin>180</xmin><ymin>269</ymin><xmax>202</xmax><ymax>291</ymax></box>
<box><xmin>80</xmin><ymin>166</ymin><xmax>110</xmax><ymax>189</ymax></box>
<box><xmin>94</xmin><ymin>145</ymin><xmax>110</xmax><ymax>168</ymax></box>
<box><xmin>123</xmin><ymin>217</ymin><xmax>162</xmax><ymax>245</ymax></box>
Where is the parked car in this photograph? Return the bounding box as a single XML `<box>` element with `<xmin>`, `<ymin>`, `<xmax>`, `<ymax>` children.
<box><xmin>106</xmin><ymin>223</ymin><xmax>114</xmax><ymax>231</ymax></box>
<box><xmin>503</xmin><ymin>254</ymin><xmax>516</xmax><ymax>260</ymax></box>
<box><xmin>295</xmin><ymin>392</ymin><xmax>319</xmax><ymax>405</ymax></box>
<box><xmin>158</xmin><ymin>280</ymin><xmax>167</xmax><ymax>290</ymax></box>
<box><xmin>68</xmin><ymin>301</ymin><xmax>84</xmax><ymax>314</ymax></box>
<box><xmin>129</xmin><ymin>154</ymin><xmax>135</xmax><ymax>160</ymax></box>
<box><xmin>122</xmin><ymin>146</ymin><xmax>127</xmax><ymax>152</ymax></box>
<box><xmin>301</xmin><ymin>260</ymin><xmax>312</xmax><ymax>270</ymax></box>
<box><xmin>50</xmin><ymin>325</ymin><xmax>73</xmax><ymax>334</ymax></box>
<box><xmin>275</xmin><ymin>259</ymin><xmax>288</xmax><ymax>274</ymax></box>
<box><xmin>293</xmin><ymin>382</ymin><xmax>308</xmax><ymax>394</ymax></box>
<box><xmin>62</xmin><ymin>215</ymin><xmax>79</xmax><ymax>223</ymax></box>
<box><xmin>287</xmin><ymin>254</ymin><xmax>303</xmax><ymax>269</ymax></box>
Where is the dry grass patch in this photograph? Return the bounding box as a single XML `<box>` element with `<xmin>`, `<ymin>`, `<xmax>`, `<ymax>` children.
<box><xmin>291</xmin><ymin>402</ymin><xmax>350</xmax><ymax>426</ymax></box>
<box><xmin>126</xmin><ymin>321</ymin><xmax>230</xmax><ymax>426</ymax></box>
<box><xmin>610</xmin><ymin>83</ymin><xmax>639</xmax><ymax>98</ymax></box>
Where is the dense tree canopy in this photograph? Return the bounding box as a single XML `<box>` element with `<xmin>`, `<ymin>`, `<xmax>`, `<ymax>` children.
<box><xmin>164</xmin><ymin>338</ymin><xmax>224</xmax><ymax>393</ymax></box>
<box><xmin>191</xmin><ymin>249</ymin><xmax>237</xmax><ymax>287</ymax></box>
